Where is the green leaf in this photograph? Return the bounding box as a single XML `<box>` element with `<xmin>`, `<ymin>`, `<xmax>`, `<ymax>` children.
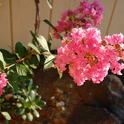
<box><xmin>1</xmin><ymin>112</ymin><xmax>11</xmax><ymax>120</ymax></box>
<box><xmin>23</xmin><ymin>99</ymin><xmax>32</xmax><ymax>108</ymax></box>
<box><xmin>29</xmin><ymin>64</ymin><xmax>37</xmax><ymax>69</ymax></box>
<box><xmin>47</xmin><ymin>0</ymin><xmax>52</xmax><ymax>9</ymax></box>
<box><xmin>0</xmin><ymin>51</ymin><xmax>6</xmax><ymax>69</ymax></box>
<box><xmin>44</xmin><ymin>19</ymin><xmax>56</xmax><ymax>31</ymax></box>
<box><xmin>44</xmin><ymin>54</ymin><xmax>55</xmax><ymax>70</ymax></box>
<box><xmin>0</xmin><ymin>49</ymin><xmax>16</xmax><ymax>64</ymax></box>
<box><xmin>37</xmin><ymin>35</ymin><xmax>50</xmax><ymax>52</ymax></box>
<box><xmin>27</xmin><ymin>113</ymin><xmax>33</xmax><ymax>121</ymax></box>
<box><xmin>7</xmin><ymin>72</ymin><xmax>20</xmax><ymax>91</ymax></box>
<box><xmin>29</xmin><ymin>90</ymin><xmax>36</xmax><ymax>100</ymax></box>
<box><xmin>22</xmin><ymin>114</ymin><xmax>27</xmax><ymax>120</ymax></box>
<box><xmin>44</xmin><ymin>19</ymin><xmax>63</xmax><ymax>40</ymax></box>
<box><xmin>36</xmin><ymin>54</ymin><xmax>40</xmax><ymax>62</ymax></box>
<box><xmin>17</xmin><ymin>103</ymin><xmax>22</xmax><ymax>108</ymax></box>
<box><xmin>35</xmin><ymin>97</ymin><xmax>45</xmax><ymax>108</ymax></box>
<box><xmin>28</xmin><ymin>42</ymin><xmax>40</xmax><ymax>54</ymax></box>
<box><xmin>30</xmin><ymin>31</ymin><xmax>38</xmax><ymax>45</ymax></box>
<box><xmin>33</xmin><ymin>110</ymin><xmax>40</xmax><ymax>118</ymax></box>
<box><xmin>15</xmin><ymin>108</ymin><xmax>25</xmax><ymax>115</ymax></box>
<box><xmin>16</xmin><ymin>64</ymin><xmax>31</xmax><ymax>76</ymax></box>
<box><xmin>15</xmin><ymin>42</ymin><xmax>27</xmax><ymax>58</ymax></box>
<box><xmin>28</xmin><ymin>79</ymin><xmax>33</xmax><ymax>92</ymax></box>
<box><xmin>28</xmin><ymin>55</ymin><xmax>40</xmax><ymax>69</ymax></box>
<box><xmin>23</xmin><ymin>63</ymin><xmax>33</xmax><ymax>75</ymax></box>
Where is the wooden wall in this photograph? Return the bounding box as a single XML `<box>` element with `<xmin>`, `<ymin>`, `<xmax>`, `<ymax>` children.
<box><xmin>0</xmin><ymin>0</ymin><xmax>123</xmax><ymax>51</ymax></box>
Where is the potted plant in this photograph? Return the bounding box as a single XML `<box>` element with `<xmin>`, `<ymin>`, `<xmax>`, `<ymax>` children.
<box><xmin>0</xmin><ymin>0</ymin><xmax>124</xmax><ymax>123</ymax></box>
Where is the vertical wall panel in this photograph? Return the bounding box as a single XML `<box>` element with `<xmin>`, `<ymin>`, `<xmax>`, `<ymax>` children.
<box><xmin>68</xmin><ymin>0</ymin><xmax>79</xmax><ymax>9</ymax></box>
<box><xmin>100</xmin><ymin>0</ymin><xmax>118</xmax><ymax>37</ymax></box>
<box><xmin>12</xmin><ymin>0</ymin><xmax>35</xmax><ymax>46</ymax></box>
<box><xmin>12</xmin><ymin>0</ymin><xmax>49</xmax><ymax>47</ymax></box>
<box><xmin>0</xmin><ymin>0</ymin><xmax>11</xmax><ymax>50</ymax></box>
<box><xmin>109</xmin><ymin>0</ymin><xmax>124</xmax><ymax>34</ymax></box>
<box><xmin>39</xmin><ymin>0</ymin><xmax>50</xmax><ymax>39</ymax></box>
<box><xmin>0</xmin><ymin>0</ymin><xmax>124</xmax><ymax>50</ymax></box>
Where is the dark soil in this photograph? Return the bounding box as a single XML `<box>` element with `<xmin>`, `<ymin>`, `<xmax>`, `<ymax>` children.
<box><xmin>2</xmin><ymin>68</ymin><xmax>124</xmax><ymax>124</ymax></box>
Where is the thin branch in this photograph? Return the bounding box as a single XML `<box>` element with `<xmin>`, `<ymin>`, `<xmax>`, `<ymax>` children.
<box><xmin>34</xmin><ymin>0</ymin><xmax>40</xmax><ymax>34</ymax></box>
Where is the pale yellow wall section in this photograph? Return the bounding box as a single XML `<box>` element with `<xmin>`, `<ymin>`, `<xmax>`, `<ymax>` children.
<box><xmin>12</xmin><ymin>0</ymin><xmax>49</xmax><ymax>46</ymax></box>
<box><xmin>109</xmin><ymin>0</ymin><xmax>124</xmax><ymax>34</ymax></box>
<box><xmin>0</xmin><ymin>0</ymin><xmax>11</xmax><ymax>50</ymax></box>
<box><xmin>100</xmin><ymin>0</ymin><xmax>117</xmax><ymax>36</ymax></box>
<box><xmin>0</xmin><ymin>0</ymin><xmax>124</xmax><ymax>50</ymax></box>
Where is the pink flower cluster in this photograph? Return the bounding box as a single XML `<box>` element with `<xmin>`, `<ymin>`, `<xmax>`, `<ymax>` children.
<box><xmin>54</xmin><ymin>0</ymin><xmax>104</xmax><ymax>39</ymax></box>
<box><xmin>104</xmin><ymin>33</ymin><xmax>124</xmax><ymax>75</ymax></box>
<box><xmin>55</xmin><ymin>28</ymin><xmax>124</xmax><ymax>86</ymax></box>
<box><xmin>0</xmin><ymin>73</ymin><xmax>7</xmax><ymax>96</ymax></box>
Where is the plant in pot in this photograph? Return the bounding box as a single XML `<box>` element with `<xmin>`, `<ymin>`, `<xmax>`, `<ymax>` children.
<box><xmin>0</xmin><ymin>0</ymin><xmax>124</xmax><ymax>123</ymax></box>
<box><xmin>43</xmin><ymin>1</ymin><xmax>124</xmax><ymax>123</ymax></box>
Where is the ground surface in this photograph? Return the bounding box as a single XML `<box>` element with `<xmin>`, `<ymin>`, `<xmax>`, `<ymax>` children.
<box><xmin>1</xmin><ymin>68</ymin><xmax>124</xmax><ymax>124</ymax></box>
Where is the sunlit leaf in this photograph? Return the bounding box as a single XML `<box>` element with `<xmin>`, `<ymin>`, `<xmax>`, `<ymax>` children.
<box><xmin>44</xmin><ymin>54</ymin><xmax>55</xmax><ymax>70</ymax></box>
<box><xmin>37</xmin><ymin>35</ymin><xmax>50</xmax><ymax>52</ymax></box>
<box><xmin>1</xmin><ymin>112</ymin><xmax>11</xmax><ymax>120</ymax></box>
<box><xmin>16</xmin><ymin>64</ymin><xmax>31</xmax><ymax>76</ymax></box>
<box><xmin>47</xmin><ymin>0</ymin><xmax>52</xmax><ymax>9</ymax></box>
<box><xmin>27</xmin><ymin>113</ymin><xmax>33</xmax><ymax>121</ymax></box>
<box><xmin>33</xmin><ymin>110</ymin><xmax>40</xmax><ymax>118</ymax></box>
<box><xmin>0</xmin><ymin>51</ymin><xmax>6</xmax><ymax>69</ymax></box>
<box><xmin>28</xmin><ymin>42</ymin><xmax>40</xmax><ymax>54</ymax></box>
<box><xmin>22</xmin><ymin>114</ymin><xmax>27</xmax><ymax>120</ymax></box>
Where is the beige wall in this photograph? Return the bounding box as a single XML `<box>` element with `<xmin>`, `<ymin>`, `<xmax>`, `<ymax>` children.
<box><xmin>0</xmin><ymin>0</ymin><xmax>123</xmax><ymax>51</ymax></box>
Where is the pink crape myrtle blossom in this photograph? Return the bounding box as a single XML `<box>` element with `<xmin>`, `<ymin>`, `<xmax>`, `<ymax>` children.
<box><xmin>55</xmin><ymin>28</ymin><xmax>124</xmax><ymax>86</ymax></box>
<box><xmin>55</xmin><ymin>28</ymin><xmax>107</xmax><ymax>85</ymax></box>
<box><xmin>0</xmin><ymin>73</ymin><xmax>7</xmax><ymax>96</ymax></box>
<box><xmin>104</xmin><ymin>33</ymin><xmax>124</xmax><ymax>75</ymax></box>
<box><xmin>104</xmin><ymin>33</ymin><xmax>124</xmax><ymax>45</ymax></box>
<box><xmin>104</xmin><ymin>33</ymin><xmax>124</xmax><ymax>55</ymax></box>
<box><xmin>54</xmin><ymin>0</ymin><xmax>104</xmax><ymax>39</ymax></box>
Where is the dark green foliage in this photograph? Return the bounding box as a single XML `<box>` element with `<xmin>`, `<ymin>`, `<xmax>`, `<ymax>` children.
<box><xmin>15</xmin><ymin>42</ymin><xmax>27</xmax><ymax>58</ymax></box>
<box><xmin>0</xmin><ymin>32</ymin><xmax>55</xmax><ymax>121</ymax></box>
